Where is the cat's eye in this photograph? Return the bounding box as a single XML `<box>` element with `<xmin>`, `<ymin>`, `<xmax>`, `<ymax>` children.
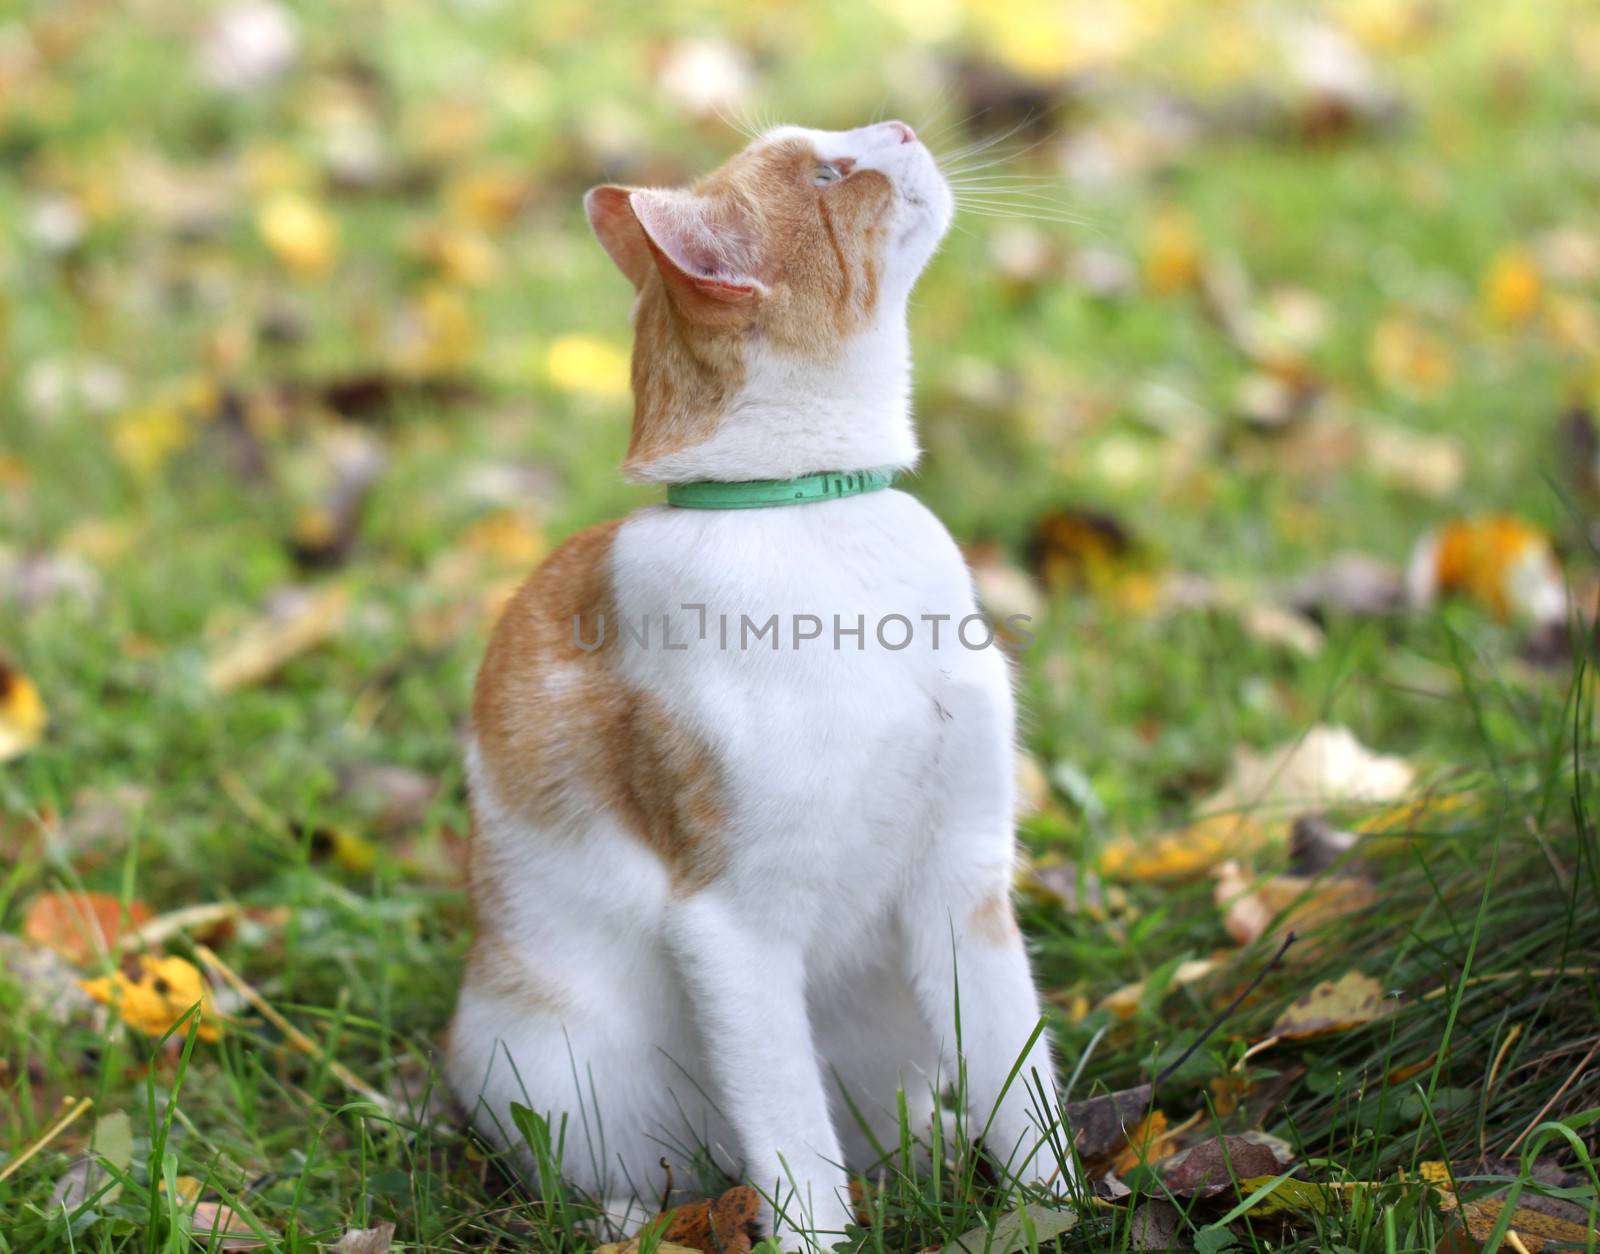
<box><xmin>812</xmin><ymin>163</ymin><xmax>842</xmax><ymax>186</ymax></box>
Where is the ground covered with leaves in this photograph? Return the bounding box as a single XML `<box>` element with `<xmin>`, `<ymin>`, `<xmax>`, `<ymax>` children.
<box><xmin>3</xmin><ymin>1</ymin><xmax>1599</xmax><ymax>1251</ymax></box>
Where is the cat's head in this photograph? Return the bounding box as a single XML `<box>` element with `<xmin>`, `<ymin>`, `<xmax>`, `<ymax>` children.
<box><xmin>584</xmin><ymin>122</ymin><xmax>952</xmax><ymax>481</ymax></box>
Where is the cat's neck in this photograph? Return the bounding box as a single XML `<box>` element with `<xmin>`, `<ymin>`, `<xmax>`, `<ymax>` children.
<box><xmin>622</xmin><ymin>320</ymin><xmax>920</xmax><ymax>484</ymax></box>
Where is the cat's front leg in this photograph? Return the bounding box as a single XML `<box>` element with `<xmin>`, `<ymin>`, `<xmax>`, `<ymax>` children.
<box><xmin>897</xmin><ymin>674</ymin><xmax>1068</xmax><ymax>1192</ymax></box>
<box><xmin>666</xmin><ymin>894</ymin><xmax>855</xmax><ymax>1249</ymax></box>
<box><xmin>900</xmin><ymin>855</ymin><xmax>1066</xmax><ymax>1193</ymax></box>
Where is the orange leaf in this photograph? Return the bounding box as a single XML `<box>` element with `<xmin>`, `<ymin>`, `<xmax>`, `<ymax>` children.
<box><xmin>24</xmin><ymin>892</ymin><xmax>152</xmax><ymax>965</ymax></box>
<box><xmin>655</xmin><ymin>1185</ymin><xmax>762</xmax><ymax>1254</ymax></box>
<box><xmin>1112</xmin><ymin>1110</ymin><xmax>1177</xmax><ymax>1174</ymax></box>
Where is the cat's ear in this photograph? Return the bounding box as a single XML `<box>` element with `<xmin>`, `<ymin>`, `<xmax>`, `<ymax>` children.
<box><xmin>587</xmin><ymin>186</ymin><xmax>765</xmax><ymax>319</ymax></box>
<box><xmin>585</xmin><ymin>185</ymin><xmax>657</xmax><ymax>290</ymax></box>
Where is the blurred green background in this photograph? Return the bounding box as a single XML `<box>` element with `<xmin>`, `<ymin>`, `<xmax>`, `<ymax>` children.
<box><xmin>3</xmin><ymin>0</ymin><xmax>1600</xmax><ymax>1248</ymax></box>
<box><xmin>6</xmin><ymin>0</ymin><xmax>1598</xmax><ymax>840</ymax></box>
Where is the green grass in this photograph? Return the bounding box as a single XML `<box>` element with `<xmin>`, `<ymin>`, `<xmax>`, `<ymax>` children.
<box><xmin>3</xmin><ymin>0</ymin><xmax>1600</xmax><ymax>1249</ymax></box>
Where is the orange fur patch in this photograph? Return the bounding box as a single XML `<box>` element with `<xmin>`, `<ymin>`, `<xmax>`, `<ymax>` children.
<box><xmin>462</xmin><ymin>931</ymin><xmax>573</xmax><ymax>1016</ymax></box>
<box><xmin>472</xmin><ymin>522</ymin><xmax>728</xmax><ymax>892</ymax></box>
<box><xmin>968</xmin><ymin>886</ymin><xmax>1022</xmax><ymax>945</ymax></box>
<box><xmin>622</xmin><ymin>137</ymin><xmax>894</xmax><ymax>476</ymax></box>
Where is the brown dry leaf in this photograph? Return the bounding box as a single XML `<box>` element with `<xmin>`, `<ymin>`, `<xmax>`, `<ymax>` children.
<box><xmin>1239</xmin><ymin>602</ymin><xmax>1325</xmax><ymax>657</ymax></box>
<box><xmin>1408</xmin><ymin>515</ymin><xmax>1566</xmax><ymax>625</ymax></box>
<box><xmin>287</xmin><ymin>428</ymin><xmax>386</xmax><ymax>571</ymax></box>
<box><xmin>331</xmin><ymin>1224</ymin><xmax>395</xmax><ymax>1254</ymax></box>
<box><xmin>592</xmin><ymin>1241</ymin><xmax>702</xmax><ymax>1254</ymax></box>
<box><xmin>80</xmin><ymin>953</ymin><xmax>222</xmax><ymax>1042</ymax></box>
<box><xmin>1422</xmin><ymin>1161</ymin><xmax>1598</xmax><ymax>1253</ymax></box>
<box><xmin>1281</xmin><ymin>553</ymin><xmax>1405</xmax><ymax>619</ymax></box>
<box><xmin>968</xmin><ymin>540</ymin><xmax>1043</xmax><ymax>630</ymax></box>
<box><xmin>24</xmin><ymin>891</ymin><xmax>153</xmax><ymax>965</ymax></box>
<box><xmin>1288</xmin><ymin>815</ymin><xmax>1360</xmax><ymax>876</ymax></box>
<box><xmin>1127</xmin><ymin>1199</ymin><xmax>1183</xmax><ymax>1250</ymax></box>
<box><xmin>1111</xmin><ymin>1110</ymin><xmax>1178</xmax><ymax>1175</ymax></box>
<box><xmin>1064</xmin><ymin>1083</ymin><xmax>1152</xmax><ymax>1168</ymax></box>
<box><xmin>0</xmin><ymin>660</ymin><xmax>48</xmax><ymax>762</ymax></box>
<box><xmin>656</xmin><ymin>1184</ymin><xmax>762</xmax><ymax>1254</ymax></box>
<box><xmin>1025</xmin><ymin>857</ymin><xmax>1104</xmax><ymax>916</ymax></box>
<box><xmin>205</xmin><ymin>585</ymin><xmax>347</xmax><ymax>692</ymax></box>
<box><xmin>1158</xmin><ymin>1132</ymin><xmax>1293</xmax><ymax>1199</ymax></box>
<box><xmin>1365</xmin><ymin>425</ymin><xmax>1466</xmax><ymax>499</ymax></box>
<box><xmin>1213</xmin><ymin>860</ymin><xmax>1378</xmax><ymax>947</ymax></box>
<box><xmin>190</xmin><ymin>1200</ymin><xmax>265</xmax><ymax>1249</ymax></box>
<box><xmin>1025</xmin><ymin>506</ymin><xmax>1145</xmax><ymax>600</ymax></box>
<box><xmin>337</xmin><ymin>763</ymin><xmax>439</xmax><ymax>835</ymax></box>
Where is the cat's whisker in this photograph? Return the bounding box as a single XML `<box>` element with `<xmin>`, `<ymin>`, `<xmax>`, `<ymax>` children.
<box><xmin>939</xmin><ymin>138</ymin><xmax>1058</xmax><ymax>177</ymax></box>
<box><xmin>912</xmin><ymin>81</ymin><xmax>964</xmax><ymax>144</ymax></box>
<box><xmin>951</xmin><ymin>199</ymin><xmax>1091</xmax><ymax>227</ymax></box>
<box><xmin>933</xmin><ymin>112</ymin><xmax>1043</xmax><ymax>165</ymax></box>
<box><xmin>713</xmin><ymin>102</ymin><xmax>762</xmax><ymax>143</ymax></box>
<box><xmin>920</xmin><ymin>101</ymin><xmax>996</xmax><ymax>151</ymax></box>
<box><xmin>945</xmin><ymin>179</ymin><xmax>1066</xmax><ymax>192</ymax></box>
<box><xmin>952</xmin><ymin>189</ymin><xmax>1077</xmax><ymax>207</ymax></box>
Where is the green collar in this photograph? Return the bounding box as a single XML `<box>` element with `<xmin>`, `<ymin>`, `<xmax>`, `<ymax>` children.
<box><xmin>666</xmin><ymin>466</ymin><xmax>896</xmax><ymax>510</ymax></box>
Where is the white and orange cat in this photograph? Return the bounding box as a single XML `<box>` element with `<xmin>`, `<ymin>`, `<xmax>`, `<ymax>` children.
<box><xmin>445</xmin><ymin>121</ymin><xmax>1063</xmax><ymax>1247</ymax></box>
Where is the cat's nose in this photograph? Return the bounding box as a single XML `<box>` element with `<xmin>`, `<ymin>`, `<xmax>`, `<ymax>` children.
<box><xmin>881</xmin><ymin>120</ymin><xmax>917</xmax><ymax>145</ymax></box>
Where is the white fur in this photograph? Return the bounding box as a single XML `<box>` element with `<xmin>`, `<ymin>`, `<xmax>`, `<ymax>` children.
<box><xmin>446</xmin><ymin>124</ymin><xmax>1062</xmax><ymax>1248</ymax></box>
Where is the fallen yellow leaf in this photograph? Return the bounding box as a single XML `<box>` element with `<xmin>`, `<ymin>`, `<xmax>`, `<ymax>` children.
<box><xmin>0</xmin><ymin>661</ymin><xmax>48</xmax><ymax>762</ymax></box>
<box><xmin>205</xmin><ymin>586</ymin><xmax>348</xmax><ymax>693</ymax></box>
<box><xmin>1099</xmin><ymin>954</ymin><xmax>1225</xmax><ymax>1020</ymax></box>
<box><xmin>1268</xmin><ymin>971</ymin><xmax>1389</xmax><ymax>1043</ymax></box>
<box><xmin>1369</xmin><ymin>315</ymin><xmax>1454</xmax><ymax>395</ymax></box>
<box><xmin>1100</xmin><ymin>812</ymin><xmax>1266</xmax><ymax>882</ymax></box>
<box><xmin>161</xmin><ymin>1174</ymin><xmax>205</xmax><ymax>1203</ymax></box>
<box><xmin>545</xmin><ymin>333</ymin><xmax>631</xmax><ymax>400</ymax></box>
<box><xmin>392</xmin><ymin>284</ymin><xmax>478</xmax><ymax>376</ymax></box>
<box><xmin>257</xmin><ymin>191</ymin><xmax>339</xmax><ymax>277</ymax></box>
<box><xmin>111</xmin><ymin>403</ymin><xmax>193</xmax><ymax>480</ymax></box>
<box><xmin>414</xmin><ymin>222</ymin><xmax>499</xmax><ymax>287</ymax></box>
<box><xmin>444</xmin><ymin>167</ymin><xmax>529</xmax><ymax>229</ymax></box>
<box><xmin>81</xmin><ymin>954</ymin><xmax>221</xmax><ymax>1042</ymax></box>
<box><xmin>1234</xmin><ymin>1175</ymin><xmax>1366</xmax><ymax>1218</ymax></box>
<box><xmin>1482</xmin><ymin>247</ymin><xmax>1542</xmax><ymax>324</ymax></box>
<box><xmin>462</xmin><ymin>510</ymin><xmax>547</xmax><ymax>568</ymax></box>
<box><xmin>1144</xmin><ymin>208</ymin><xmax>1202</xmax><ymax>293</ymax></box>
